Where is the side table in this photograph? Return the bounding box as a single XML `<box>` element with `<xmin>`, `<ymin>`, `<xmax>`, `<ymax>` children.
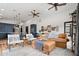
<box><xmin>23</xmin><ymin>39</ymin><xmax>30</xmax><ymax>46</ymax></box>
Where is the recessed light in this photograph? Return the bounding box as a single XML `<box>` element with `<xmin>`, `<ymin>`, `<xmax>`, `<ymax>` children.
<box><xmin>1</xmin><ymin>9</ymin><xmax>5</xmax><ymax>11</ymax></box>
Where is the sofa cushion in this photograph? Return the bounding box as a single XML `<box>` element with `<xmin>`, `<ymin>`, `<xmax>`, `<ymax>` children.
<box><xmin>58</xmin><ymin>33</ymin><xmax>67</xmax><ymax>39</ymax></box>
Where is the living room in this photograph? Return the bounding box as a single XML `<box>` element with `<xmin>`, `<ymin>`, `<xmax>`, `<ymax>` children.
<box><xmin>0</xmin><ymin>3</ymin><xmax>79</xmax><ymax>56</ymax></box>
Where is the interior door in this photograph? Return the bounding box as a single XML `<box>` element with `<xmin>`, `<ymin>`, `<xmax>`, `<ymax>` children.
<box><xmin>30</xmin><ymin>24</ymin><xmax>37</xmax><ymax>34</ymax></box>
<box><xmin>26</xmin><ymin>26</ymin><xmax>29</xmax><ymax>34</ymax></box>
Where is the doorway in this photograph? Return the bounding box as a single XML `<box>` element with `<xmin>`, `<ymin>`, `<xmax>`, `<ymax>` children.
<box><xmin>30</xmin><ymin>24</ymin><xmax>37</xmax><ymax>33</ymax></box>
<box><xmin>26</xmin><ymin>26</ymin><xmax>29</xmax><ymax>34</ymax></box>
<box><xmin>30</xmin><ymin>24</ymin><xmax>37</xmax><ymax>37</ymax></box>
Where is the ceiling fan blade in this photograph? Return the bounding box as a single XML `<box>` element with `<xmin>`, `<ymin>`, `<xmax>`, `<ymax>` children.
<box><xmin>58</xmin><ymin>3</ymin><xmax>66</xmax><ymax>6</ymax></box>
<box><xmin>48</xmin><ymin>3</ymin><xmax>54</xmax><ymax>5</ymax></box>
<box><xmin>33</xmin><ymin>10</ymin><xmax>36</xmax><ymax>13</ymax></box>
<box><xmin>55</xmin><ymin>6</ymin><xmax>58</xmax><ymax>11</ymax></box>
<box><xmin>36</xmin><ymin>13</ymin><xmax>40</xmax><ymax>14</ymax></box>
<box><xmin>48</xmin><ymin>6</ymin><xmax>54</xmax><ymax>10</ymax></box>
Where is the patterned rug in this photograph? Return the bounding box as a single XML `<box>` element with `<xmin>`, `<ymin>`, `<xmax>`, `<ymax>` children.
<box><xmin>0</xmin><ymin>46</ymin><xmax>74</xmax><ymax>56</ymax></box>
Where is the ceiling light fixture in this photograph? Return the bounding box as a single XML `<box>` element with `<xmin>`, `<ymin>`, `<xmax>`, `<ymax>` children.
<box><xmin>0</xmin><ymin>9</ymin><xmax>5</xmax><ymax>11</ymax></box>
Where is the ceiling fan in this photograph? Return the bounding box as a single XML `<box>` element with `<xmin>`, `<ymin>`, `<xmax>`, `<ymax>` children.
<box><xmin>31</xmin><ymin>10</ymin><xmax>40</xmax><ymax>18</ymax></box>
<box><xmin>48</xmin><ymin>3</ymin><xmax>67</xmax><ymax>11</ymax></box>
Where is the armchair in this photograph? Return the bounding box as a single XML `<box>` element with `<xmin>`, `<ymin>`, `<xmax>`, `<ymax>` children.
<box><xmin>55</xmin><ymin>33</ymin><xmax>69</xmax><ymax>48</ymax></box>
<box><xmin>26</xmin><ymin>34</ymin><xmax>36</xmax><ymax>45</ymax></box>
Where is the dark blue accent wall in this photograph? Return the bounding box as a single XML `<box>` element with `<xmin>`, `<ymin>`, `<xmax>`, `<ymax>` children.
<box><xmin>0</xmin><ymin>23</ymin><xmax>14</xmax><ymax>39</ymax></box>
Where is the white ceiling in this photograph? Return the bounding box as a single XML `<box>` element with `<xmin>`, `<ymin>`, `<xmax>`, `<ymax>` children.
<box><xmin>0</xmin><ymin>3</ymin><xmax>77</xmax><ymax>24</ymax></box>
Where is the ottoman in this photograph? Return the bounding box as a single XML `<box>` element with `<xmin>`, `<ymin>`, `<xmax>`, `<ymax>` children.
<box><xmin>43</xmin><ymin>40</ymin><xmax>55</xmax><ymax>55</ymax></box>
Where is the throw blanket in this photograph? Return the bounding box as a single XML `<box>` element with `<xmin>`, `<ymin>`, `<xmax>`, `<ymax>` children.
<box><xmin>47</xmin><ymin>31</ymin><xmax>59</xmax><ymax>39</ymax></box>
<box><xmin>35</xmin><ymin>40</ymin><xmax>44</xmax><ymax>51</ymax></box>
